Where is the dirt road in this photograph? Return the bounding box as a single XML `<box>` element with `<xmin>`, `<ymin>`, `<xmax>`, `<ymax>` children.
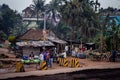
<box><xmin>1</xmin><ymin>68</ymin><xmax>120</xmax><ymax>80</ymax></box>
<box><xmin>0</xmin><ymin>48</ymin><xmax>120</xmax><ymax>80</ymax></box>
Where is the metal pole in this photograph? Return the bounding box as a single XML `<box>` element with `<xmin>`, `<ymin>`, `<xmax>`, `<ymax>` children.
<box><xmin>43</xmin><ymin>12</ymin><xmax>46</xmax><ymax>50</ymax></box>
<box><xmin>44</xmin><ymin>12</ymin><xmax>46</xmax><ymax>30</ymax></box>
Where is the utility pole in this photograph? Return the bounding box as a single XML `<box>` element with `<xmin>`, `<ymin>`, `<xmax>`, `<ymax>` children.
<box><xmin>44</xmin><ymin>12</ymin><xmax>46</xmax><ymax>30</ymax></box>
<box><xmin>43</xmin><ymin>12</ymin><xmax>46</xmax><ymax>49</ymax></box>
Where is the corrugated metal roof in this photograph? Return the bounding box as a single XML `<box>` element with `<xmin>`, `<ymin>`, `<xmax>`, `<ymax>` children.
<box><xmin>19</xmin><ymin>29</ymin><xmax>67</xmax><ymax>44</ymax></box>
<box><xmin>16</xmin><ymin>41</ymin><xmax>54</xmax><ymax>47</ymax></box>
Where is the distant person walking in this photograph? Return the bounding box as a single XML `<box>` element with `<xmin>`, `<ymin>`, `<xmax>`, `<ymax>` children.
<box><xmin>49</xmin><ymin>50</ymin><xmax>54</xmax><ymax>68</ymax></box>
<box><xmin>46</xmin><ymin>50</ymin><xmax>50</xmax><ymax>67</ymax></box>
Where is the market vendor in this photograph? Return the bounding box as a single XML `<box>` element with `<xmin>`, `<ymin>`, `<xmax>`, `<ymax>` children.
<box><xmin>29</xmin><ymin>52</ymin><xmax>34</xmax><ymax>60</ymax></box>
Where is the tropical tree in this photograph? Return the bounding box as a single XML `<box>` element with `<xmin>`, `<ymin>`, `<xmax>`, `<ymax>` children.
<box><xmin>31</xmin><ymin>0</ymin><xmax>45</xmax><ymax>29</ymax></box>
<box><xmin>98</xmin><ymin>13</ymin><xmax>109</xmax><ymax>52</ymax></box>
<box><xmin>98</xmin><ymin>11</ymin><xmax>120</xmax><ymax>52</ymax></box>
<box><xmin>57</xmin><ymin>0</ymin><xmax>99</xmax><ymax>42</ymax></box>
<box><xmin>54</xmin><ymin>21</ymin><xmax>71</xmax><ymax>39</ymax></box>
<box><xmin>108</xmin><ymin>22</ymin><xmax>120</xmax><ymax>51</ymax></box>
<box><xmin>46</xmin><ymin>0</ymin><xmax>61</xmax><ymax>24</ymax></box>
<box><xmin>90</xmin><ymin>0</ymin><xmax>100</xmax><ymax>12</ymax></box>
<box><xmin>0</xmin><ymin>31</ymin><xmax>7</xmax><ymax>41</ymax></box>
<box><xmin>0</xmin><ymin>4</ymin><xmax>23</xmax><ymax>36</ymax></box>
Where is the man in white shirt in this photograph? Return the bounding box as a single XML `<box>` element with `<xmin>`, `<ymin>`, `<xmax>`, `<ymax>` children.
<box><xmin>39</xmin><ymin>52</ymin><xmax>44</xmax><ymax>62</ymax></box>
<box><xmin>61</xmin><ymin>50</ymin><xmax>67</xmax><ymax>58</ymax></box>
<box><xmin>65</xmin><ymin>46</ymin><xmax>69</xmax><ymax>56</ymax></box>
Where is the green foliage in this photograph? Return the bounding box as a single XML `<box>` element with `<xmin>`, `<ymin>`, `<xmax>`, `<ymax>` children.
<box><xmin>33</xmin><ymin>0</ymin><xmax>45</xmax><ymax>12</ymax></box>
<box><xmin>105</xmin><ymin>36</ymin><xmax>112</xmax><ymax>51</ymax></box>
<box><xmin>100</xmin><ymin>15</ymin><xmax>120</xmax><ymax>51</ymax></box>
<box><xmin>8</xmin><ymin>35</ymin><xmax>16</xmax><ymax>43</ymax></box>
<box><xmin>0</xmin><ymin>4</ymin><xmax>23</xmax><ymax>36</ymax></box>
<box><xmin>93</xmin><ymin>33</ymin><xmax>101</xmax><ymax>48</ymax></box>
<box><xmin>56</xmin><ymin>0</ymin><xmax>100</xmax><ymax>41</ymax></box>
<box><xmin>8</xmin><ymin>35</ymin><xmax>17</xmax><ymax>50</ymax></box>
<box><xmin>0</xmin><ymin>31</ymin><xmax>7</xmax><ymax>40</ymax></box>
<box><xmin>31</xmin><ymin>0</ymin><xmax>45</xmax><ymax>28</ymax></box>
<box><xmin>28</xmin><ymin>0</ymin><xmax>100</xmax><ymax>42</ymax></box>
<box><xmin>54</xmin><ymin>22</ymin><xmax>71</xmax><ymax>39</ymax></box>
<box><xmin>118</xmin><ymin>25</ymin><xmax>120</xmax><ymax>39</ymax></box>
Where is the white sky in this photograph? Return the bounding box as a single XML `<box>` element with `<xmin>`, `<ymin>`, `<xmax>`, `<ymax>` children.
<box><xmin>0</xmin><ymin>0</ymin><xmax>120</xmax><ymax>13</ymax></box>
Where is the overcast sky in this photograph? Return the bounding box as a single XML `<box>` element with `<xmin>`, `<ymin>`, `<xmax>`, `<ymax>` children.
<box><xmin>0</xmin><ymin>0</ymin><xmax>120</xmax><ymax>13</ymax></box>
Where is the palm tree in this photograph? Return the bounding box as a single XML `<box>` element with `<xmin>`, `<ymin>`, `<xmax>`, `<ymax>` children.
<box><xmin>98</xmin><ymin>13</ymin><xmax>110</xmax><ymax>52</ymax></box>
<box><xmin>54</xmin><ymin>22</ymin><xmax>71</xmax><ymax>39</ymax></box>
<box><xmin>57</xmin><ymin>0</ymin><xmax>99</xmax><ymax>42</ymax></box>
<box><xmin>32</xmin><ymin>0</ymin><xmax>45</xmax><ymax>28</ymax></box>
<box><xmin>45</xmin><ymin>0</ymin><xmax>62</xmax><ymax>29</ymax></box>
<box><xmin>110</xmin><ymin>21</ymin><xmax>120</xmax><ymax>50</ymax></box>
<box><xmin>47</xmin><ymin>0</ymin><xmax>61</xmax><ymax>22</ymax></box>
